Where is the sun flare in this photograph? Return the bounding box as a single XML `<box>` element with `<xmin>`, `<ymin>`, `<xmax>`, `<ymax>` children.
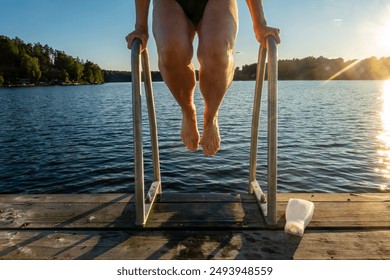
<box><xmin>378</xmin><ymin>24</ymin><xmax>390</xmax><ymax>48</ymax></box>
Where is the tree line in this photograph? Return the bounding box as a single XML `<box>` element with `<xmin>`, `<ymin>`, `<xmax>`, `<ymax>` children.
<box><xmin>103</xmin><ymin>56</ymin><xmax>390</xmax><ymax>83</ymax></box>
<box><xmin>0</xmin><ymin>35</ymin><xmax>103</xmax><ymax>86</ymax></box>
<box><xmin>2</xmin><ymin>35</ymin><xmax>390</xmax><ymax>87</ymax></box>
<box><xmin>235</xmin><ymin>56</ymin><xmax>390</xmax><ymax>80</ymax></box>
<box><xmin>103</xmin><ymin>70</ymin><xmax>163</xmax><ymax>83</ymax></box>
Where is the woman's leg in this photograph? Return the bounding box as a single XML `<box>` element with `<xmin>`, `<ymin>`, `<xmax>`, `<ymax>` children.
<box><xmin>153</xmin><ymin>0</ymin><xmax>199</xmax><ymax>151</ymax></box>
<box><xmin>197</xmin><ymin>0</ymin><xmax>238</xmax><ymax>156</ymax></box>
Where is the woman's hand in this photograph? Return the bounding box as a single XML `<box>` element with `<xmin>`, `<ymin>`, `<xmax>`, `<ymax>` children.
<box><xmin>126</xmin><ymin>27</ymin><xmax>149</xmax><ymax>51</ymax></box>
<box><xmin>254</xmin><ymin>25</ymin><xmax>281</xmax><ymax>47</ymax></box>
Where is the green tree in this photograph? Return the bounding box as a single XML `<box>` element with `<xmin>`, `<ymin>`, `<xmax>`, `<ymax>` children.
<box><xmin>32</xmin><ymin>43</ymin><xmax>52</xmax><ymax>82</ymax></box>
<box><xmin>0</xmin><ymin>74</ymin><xmax>4</xmax><ymax>86</ymax></box>
<box><xmin>83</xmin><ymin>68</ymin><xmax>94</xmax><ymax>83</ymax></box>
<box><xmin>0</xmin><ymin>36</ymin><xmax>20</xmax><ymax>80</ymax></box>
<box><xmin>54</xmin><ymin>51</ymin><xmax>85</xmax><ymax>82</ymax></box>
<box><xmin>70</xmin><ymin>60</ymin><xmax>84</xmax><ymax>82</ymax></box>
<box><xmin>59</xmin><ymin>69</ymin><xmax>69</xmax><ymax>83</ymax></box>
<box><xmin>83</xmin><ymin>61</ymin><xmax>103</xmax><ymax>84</ymax></box>
<box><xmin>21</xmin><ymin>54</ymin><xmax>41</xmax><ymax>83</ymax></box>
<box><xmin>92</xmin><ymin>66</ymin><xmax>104</xmax><ymax>83</ymax></box>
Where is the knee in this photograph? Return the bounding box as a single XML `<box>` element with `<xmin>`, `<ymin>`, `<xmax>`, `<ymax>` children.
<box><xmin>158</xmin><ymin>40</ymin><xmax>193</xmax><ymax>70</ymax></box>
<box><xmin>197</xmin><ymin>37</ymin><xmax>234</xmax><ymax>69</ymax></box>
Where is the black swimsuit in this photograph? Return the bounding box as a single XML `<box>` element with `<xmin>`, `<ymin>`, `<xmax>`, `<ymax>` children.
<box><xmin>175</xmin><ymin>0</ymin><xmax>209</xmax><ymax>27</ymax></box>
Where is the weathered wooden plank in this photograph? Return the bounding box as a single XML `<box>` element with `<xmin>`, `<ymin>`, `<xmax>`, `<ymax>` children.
<box><xmin>145</xmin><ymin>202</ymin><xmax>265</xmax><ymax>228</ymax></box>
<box><xmin>2</xmin><ymin>193</ymin><xmax>390</xmax><ymax>229</ymax></box>
<box><xmin>0</xmin><ymin>200</ymin><xmax>263</xmax><ymax>229</ymax></box>
<box><xmin>0</xmin><ymin>229</ymin><xmax>306</xmax><ymax>260</ymax></box>
<box><xmin>283</xmin><ymin>201</ymin><xmax>390</xmax><ymax>228</ymax></box>
<box><xmin>277</xmin><ymin>193</ymin><xmax>390</xmax><ymax>202</ymax></box>
<box><xmin>145</xmin><ymin>192</ymin><xmax>390</xmax><ymax>203</ymax></box>
<box><xmin>294</xmin><ymin>230</ymin><xmax>390</xmax><ymax>260</ymax></box>
<box><xmin>0</xmin><ymin>193</ymin><xmax>133</xmax><ymax>203</ymax></box>
<box><xmin>1</xmin><ymin>192</ymin><xmax>390</xmax><ymax>203</ymax></box>
<box><xmin>159</xmin><ymin>193</ymin><xmax>249</xmax><ymax>202</ymax></box>
<box><xmin>1</xmin><ymin>229</ymin><xmax>390</xmax><ymax>260</ymax></box>
<box><xmin>148</xmin><ymin>201</ymin><xmax>390</xmax><ymax>228</ymax></box>
<box><xmin>0</xmin><ymin>192</ymin><xmax>256</xmax><ymax>204</ymax></box>
<box><xmin>0</xmin><ymin>201</ymin><xmax>136</xmax><ymax>229</ymax></box>
<box><xmin>1</xmin><ymin>192</ymin><xmax>389</xmax><ymax>203</ymax></box>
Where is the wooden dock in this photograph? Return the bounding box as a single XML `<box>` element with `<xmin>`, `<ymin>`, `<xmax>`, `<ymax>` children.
<box><xmin>1</xmin><ymin>192</ymin><xmax>390</xmax><ymax>260</ymax></box>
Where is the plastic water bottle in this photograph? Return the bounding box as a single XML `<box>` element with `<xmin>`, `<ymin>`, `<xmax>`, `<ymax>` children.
<box><xmin>284</xmin><ymin>198</ymin><xmax>314</xmax><ymax>237</ymax></box>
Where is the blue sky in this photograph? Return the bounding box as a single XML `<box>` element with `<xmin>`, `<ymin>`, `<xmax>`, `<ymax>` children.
<box><xmin>1</xmin><ymin>0</ymin><xmax>390</xmax><ymax>71</ymax></box>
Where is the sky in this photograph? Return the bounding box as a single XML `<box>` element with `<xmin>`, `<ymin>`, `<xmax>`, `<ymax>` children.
<box><xmin>1</xmin><ymin>0</ymin><xmax>390</xmax><ymax>71</ymax></box>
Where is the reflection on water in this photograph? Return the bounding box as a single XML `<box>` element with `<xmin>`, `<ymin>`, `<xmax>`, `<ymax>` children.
<box><xmin>377</xmin><ymin>80</ymin><xmax>390</xmax><ymax>191</ymax></box>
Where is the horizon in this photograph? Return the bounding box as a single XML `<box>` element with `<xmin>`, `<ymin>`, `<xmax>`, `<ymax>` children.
<box><xmin>1</xmin><ymin>0</ymin><xmax>390</xmax><ymax>71</ymax></box>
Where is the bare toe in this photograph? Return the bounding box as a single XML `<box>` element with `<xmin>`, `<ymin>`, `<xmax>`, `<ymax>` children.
<box><xmin>181</xmin><ymin>113</ymin><xmax>200</xmax><ymax>151</ymax></box>
<box><xmin>200</xmin><ymin>119</ymin><xmax>221</xmax><ymax>156</ymax></box>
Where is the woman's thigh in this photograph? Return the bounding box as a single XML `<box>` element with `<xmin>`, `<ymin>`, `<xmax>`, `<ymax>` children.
<box><xmin>152</xmin><ymin>0</ymin><xmax>196</xmax><ymax>56</ymax></box>
<box><xmin>197</xmin><ymin>0</ymin><xmax>238</xmax><ymax>55</ymax></box>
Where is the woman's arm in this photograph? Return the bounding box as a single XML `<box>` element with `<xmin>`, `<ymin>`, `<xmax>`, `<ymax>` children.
<box><xmin>126</xmin><ymin>0</ymin><xmax>151</xmax><ymax>50</ymax></box>
<box><xmin>246</xmin><ymin>0</ymin><xmax>281</xmax><ymax>46</ymax></box>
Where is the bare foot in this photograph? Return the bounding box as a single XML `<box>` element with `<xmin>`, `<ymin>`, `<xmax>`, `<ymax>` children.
<box><xmin>200</xmin><ymin>117</ymin><xmax>221</xmax><ymax>156</ymax></box>
<box><xmin>181</xmin><ymin>112</ymin><xmax>200</xmax><ymax>151</ymax></box>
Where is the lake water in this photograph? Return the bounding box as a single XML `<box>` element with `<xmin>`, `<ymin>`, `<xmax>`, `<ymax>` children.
<box><xmin>1</xmin><ymin>80</ymin><xmax>390</xmax><ymax>194</ymax></box>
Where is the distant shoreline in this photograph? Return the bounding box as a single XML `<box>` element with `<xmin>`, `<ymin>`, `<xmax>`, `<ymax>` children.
<box><xmin>2</xmin><ymin>79</ymin><xmax>390</xmax><ymax>89</ymax></box>
<box><xmin>2</xmin><ymin>81</ymin><xmax>104</xmax><ymax>88</ymax></box>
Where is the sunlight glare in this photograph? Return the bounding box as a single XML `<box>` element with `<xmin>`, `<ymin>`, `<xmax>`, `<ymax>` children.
<box><xmin>378</xmin><ymin>24</ymin><xmax>390</xmax><ymax>48</ymax></box>
<box><xmin>382</xmin><ymin>81</ymin><xmax>390</xmax><ymax>133</ymax></box>
<box><xmin>377</xmin><ymin>80</ymin><xmax>390</xmax><ymax>190</ymax></box>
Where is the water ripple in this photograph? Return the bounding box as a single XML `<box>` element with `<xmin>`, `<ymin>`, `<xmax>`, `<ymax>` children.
<box><xmin>0</xmin><ymin>81</ymin><xmax>389</xmax><ymax>194</ymax></box>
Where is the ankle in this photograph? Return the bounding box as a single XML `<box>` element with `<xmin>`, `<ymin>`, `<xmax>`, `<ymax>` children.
<box><xmin>203</xmin><ymin>112</ymin><xmax>218</xmax><ymax>126</ymax></box>
<box><xmin>182</xmin><ymin>105</ymin><xmax>197</xmax><ymax>119</ymax></box>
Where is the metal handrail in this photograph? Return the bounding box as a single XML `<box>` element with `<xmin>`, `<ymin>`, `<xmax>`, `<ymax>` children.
<box><xmin>249</xmin><ymin>37</ymin><xmax>278</xmax><ymax>226</ymax></box>
<box><xmin>131</xmin><ymin>38</ymin><xmax>162</xmax><ymax>226</ymax></box>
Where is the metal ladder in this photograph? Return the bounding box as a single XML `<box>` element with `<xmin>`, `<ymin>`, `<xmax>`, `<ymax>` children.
<box><xmin>249</xmin><ymin>37</ymin><xmax>278</xmax><ymax>226</ymax></box>
<box><xmin>131</xmin><ymin>39</ymin><xmax>161</xmax><ymax>226</ymax></box>
<box><xmin>130</xmin><ymin>37</ymin><xmax>278</xmax><ymax>227</ymax></box>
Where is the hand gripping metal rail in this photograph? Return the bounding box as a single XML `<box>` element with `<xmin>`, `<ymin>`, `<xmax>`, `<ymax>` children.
<box><xmin>131</xmin><ymin>38</ymin><xmax>161</xmax><ymax>226</ymax></box>
<box><xmin>249</xmin><ymin>37</ymin><xmax>278</xmax><ymax>226</ymax></box>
